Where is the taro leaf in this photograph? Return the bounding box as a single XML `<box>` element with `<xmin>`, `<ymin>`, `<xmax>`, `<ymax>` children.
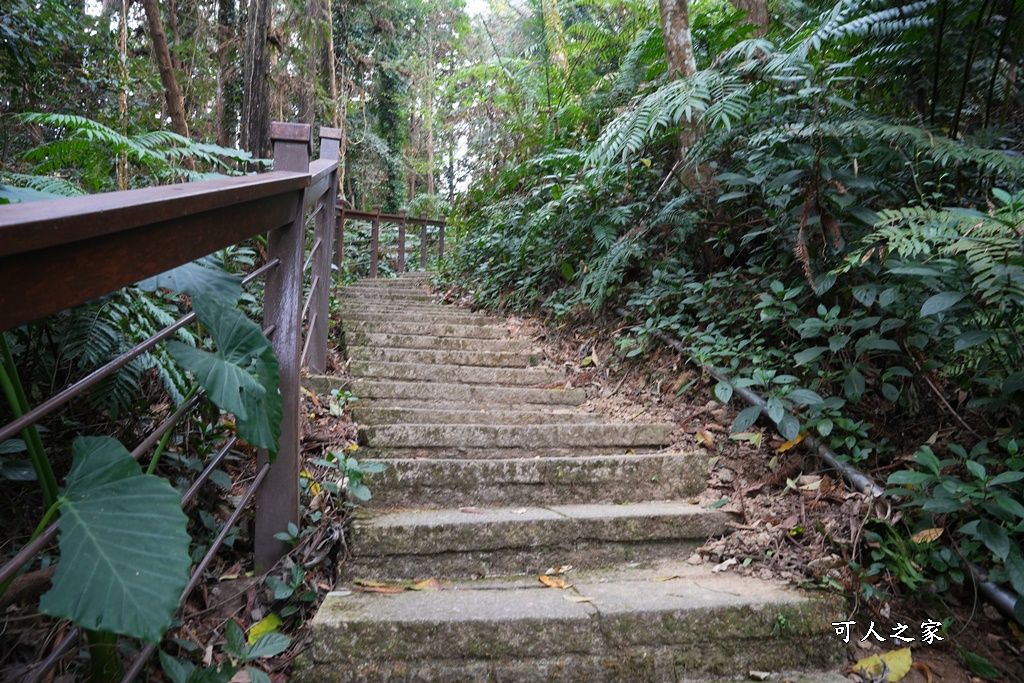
<box><xmin>169</xmin><ymin>295</ymin><xmax>281</xmax><ymax>456</ymax></box>
<box><xmin>920</xmin><ymin>291</ymin><xmax>967</xmax><ymax>317</ymax></box>
<box><xmin>40</xmin><ymin>437</ymin><xmax>189</xmax><ymax>643</ymax></box>
<box><xmin>137</xmin><ymin>258</ymin><xmax>242</xmax><ymax>304</ymax></box>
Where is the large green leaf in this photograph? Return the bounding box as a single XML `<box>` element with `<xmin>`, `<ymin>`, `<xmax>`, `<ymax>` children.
<box><xmin>168</xmin><ymin>295</ymin><xmax>281</xmax><ymax>455</ymax></box>
<box><xmin>39</xmin><ymin>437</ymin><xmax>190</xmax><ymax>642</ymax></box>
<box><xmin>137</xmin><ymin>258</ymin><xmax>242</xmax><ymax>303</ymax></box>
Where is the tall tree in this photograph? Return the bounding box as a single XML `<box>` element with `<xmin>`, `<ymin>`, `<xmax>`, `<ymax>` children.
<box><xmin>241</xmin><ymin>0</ymin><xmax>272</xmax><ymax>158</ymax></box>
<box><xmin>659</xmin><ymin>0</ymin><xmax>696</xmax><ymax>80</ymax></box>
<box><xmin>142</xmin><ymin>0</ymin><xmax>190</xmax><ymax>137</ymax></box>
<box><xmin>217</xmin><ymin>0</ymin><xmax>242</xmax><ymax>147</ymax></box>
<box><xmin>730</xmin><ymin>0</ymin><xmax>768</xmax><ymax>37</ymax></box>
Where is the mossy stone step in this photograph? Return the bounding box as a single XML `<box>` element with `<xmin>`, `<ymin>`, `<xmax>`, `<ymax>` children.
<box><xmin>349</xmin><ymin>360</ymin><xmax>563</xmax><ymax>386</ymax></box>
<box><xmin>350</xmin><ymin>379</ymin><xmax>586</xmax><ymax>406</ymax></box>
<box><xmin>295</xmin><ymin>562</ymin><xmax>844</xmax><ymax>682</ymax></box>
<box><xmin>347</xmin><ymin>502</ymin><xmax>731</xmax><ymax>580</ymax></box>
<box><xmin>358</xmin><ymin>423</ymin><xmax>674</xmax><ymax>450</ymax></box>
<box><xmin>350</xmin><ymin>406</ymin><xmax>602</xmax><ymax>425</ymax></box>
<box><xmin>343</xmin><ymin>332</ymin><xmax>534</xmax><ymax>353</ymax></box>
<box><xmin>366</xmin><ymin>452</ymin><xmax>706</xmax><ymax>508</ymax></box>
<box><xmin>344</xmin><ymin>320</ymin><xmax>509</xmax><ymax>339</ymax></box>
<box><xmin>346</xmin><ymin>346</ymin><xmax>536</xmax><ymax>368</ymax></box>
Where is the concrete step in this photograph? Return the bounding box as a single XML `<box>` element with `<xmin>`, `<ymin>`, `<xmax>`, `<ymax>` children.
<box><xmin>349</xmin><ymin>361</ymin><xmax>563</xmax><ymax>387</ymax></box>
<box><xmin>344</xmin><ymin>333</ymin><xmax>533</xmax><ymax>353</ymax></box>
<box><xmin>359</xmin><ymin>423</ymin><xmax>675</xmax><ymax>450</ymax></box>
<box><xmin>338</xmin><ymin>290</ymin><xmax>434</xmax><ymax>302</ymax></box>
<box><xmin>350</xmin><ymin>406</ymin><xmax>603</xmax><ymax>425</ymax></box>
<box><xmin>347</xmin><ymin>502</ymin><xmax>731</xmax><ymax>580</ymax></box>
<box><xmin>350</xmin><ymin>380</ymin><xmax>585</xmax><ymax>406</ymax></box>
<box><xmin>347</xmin><ymin>346</ymin><xmax>536</xmax><ymax>368</ymax></box>
<box><xmin>296</xmin><ymin>562</ymin><xmax>844</xmax><ymax>682</ymax></box>
<box><xmin>358</xmin><ymin>446</ymin><xmax>672</xmax><ymax>459</ymax></box>
<box><xmin>345</xmin><ymin>320</ymin><xmax>509</xmax><ymax>339</ymax></box>
<box><xmin>342</xmin><ymin>310</ymin><xmax>500</xmax><ymax>326</ymax></box>
<box><xmin>366</xmin><ymin>452</ymin><xmax>707</xmax><ymax>508</ymax></box>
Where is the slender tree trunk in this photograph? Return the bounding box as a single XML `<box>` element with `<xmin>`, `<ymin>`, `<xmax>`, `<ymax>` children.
<box><xmin>729</xmin><ymin>0</ymin><xmax>768</xmax><ymax>37</ymax></box>
<box><xmin>426</xmin><ymin>32</ymin><xmax>435</xmax><ymax>196</ymax></box>
<box><xmin>541</xmin><ymin>0</ymin><xmax>568</xmax><ymax>70</ymax></box>
<box><xmin>217</xmin><ymin>0</ymin><xmax>241</xmax><ymax>147</ymax></box>
<box><xmin>325</xmin><ymin>0</ymin><xmax>339</xmax><ymax>127</ymax></box>
<box><xmin>241</xmin><ymin>0</ymin><xmax>272</xmax><ymax>159</ymax></box>
<box><xmin>142</xmin><ymin>0</ymin><xmax>190</xmax><ymax>137</ymax></box>
<box><xmin>659</xmin><ymin>0</ymin><xmax>697</xmax><ymax>80</ymax></box>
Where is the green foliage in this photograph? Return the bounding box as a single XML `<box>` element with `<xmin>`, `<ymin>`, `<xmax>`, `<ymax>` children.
<box><xmin>314</xmin><ymin>449</ymin><xmax>386</xmax><ymax>503</ymax></box>
<box><xmin>39</xmin><ymin>436</ymin><xmax>190</xmax><ymax>642</ymax></box>
<box><xmin>168</xmin><ymin>295</ymin><xmax>283</xmax><ymax>456</ymax></box>
<box><xmin>14</xmin><ymin>113</ymin><xmax>258</xmax><ymax>193</ymax></box>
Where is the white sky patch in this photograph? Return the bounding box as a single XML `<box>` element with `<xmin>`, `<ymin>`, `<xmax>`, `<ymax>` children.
<box><xmin>465</xmin><ymin>0</ymin><xmax>489</xmax><ymax>16</ymax></box>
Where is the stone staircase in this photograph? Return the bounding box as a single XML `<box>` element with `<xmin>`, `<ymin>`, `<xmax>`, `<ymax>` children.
<box><xmin>294</xmin><ymin>273</ymin><xmax>846</xmax><ymax>682</ymax></box>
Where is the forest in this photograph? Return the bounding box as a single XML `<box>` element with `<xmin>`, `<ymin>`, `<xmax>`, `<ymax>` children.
<box><xmin>1</xmin><ymin>0</ymin><xmax>1023</xmax><ymax>679</ymax></box>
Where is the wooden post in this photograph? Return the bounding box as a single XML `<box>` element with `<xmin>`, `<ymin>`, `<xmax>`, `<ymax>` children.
<box><xmin>438</xmin><ymin>219</ymin><xmax>445</xmax><ymax>260</ymax></box>
<box><xmin>397</xmin><ymin>210</ymin><xmax>407</xmax><ymax>273</ymax></box>
<box><xmin>320</xmin><ymin>126</ymin><xmax>343</xmax><ymax>271</ymax></box>
<box><xmin>370</xmin><ymin>205</ymin><xmax>380</xmax><ymax>278</ymax></box>
<box><xmin>420</xmin><ymin>211</ymin><xmax>428</xmax><ymax>270</ymax></box>
<box><xmin>307</xmin><ymin>127</ymin><xmax>340</xmax><ymax>374</ymax></box>
<box><xmin>256</xmin><ymin>121</ymin><xmax>311</xmax><ymax>571</ymax></box>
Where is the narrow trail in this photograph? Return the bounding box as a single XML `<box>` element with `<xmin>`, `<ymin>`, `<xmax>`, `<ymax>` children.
<box><xmin>294</xmin><ymin>273</ymin><xmax>846</xmax><ymax>682</ymax></box>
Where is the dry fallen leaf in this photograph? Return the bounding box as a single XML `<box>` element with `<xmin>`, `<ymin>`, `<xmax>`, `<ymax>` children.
<box><xmin>776</xmin><ymin>432</ymin><xmax>807</xmax><ymax>452</ymax></box>
<box><xmin>538</xmin><ymin>575</ymin><xmax>567</xmax><ymax>589</ymax></box>
<box><xmin>911</xmin><ymin>528</ymin><xmax>944</xmax><ymax>544</ymax></box>
<box><xmin>353</xmin><ymin>578</ymin><xmax>405</xmax><ymax>594</ymax></box>
<box><xmin>544</xmin><ymin>565</ymin><xmax>573</xmax><ymax>575</ymax></box>
<box><xmin>852</xmin><ymin>647</ymin><xmax>913</xmax><ymax>682</ymax></box>
<box><xmin>695</xmin><ymin>430</ymin><xmax>715</xmax><ymax>447</ymax></box>
<box><xmin>562</xmin><ymin>593</ymin><xmax>592</xmax><ymax>603</ymax></box>
<box><xmin>712</xmin><ymin>557</ymin><xmax>738</xmax><ymax>573</ymax></box>
<box><xmin>411</xmin><ymin>579</ymin><xmax>441</xmax><ymax>591</ymax></box>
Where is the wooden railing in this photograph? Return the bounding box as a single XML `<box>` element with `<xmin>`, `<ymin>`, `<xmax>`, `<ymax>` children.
<box><xmin>337</xmin><ymin>205</ymin><xmax>446</xmax><ymax>278</ymax></box>
<box><xmin>0</xmin><ymin>121</ymin><xmax>382</xmax><ymax>679</ymax></box>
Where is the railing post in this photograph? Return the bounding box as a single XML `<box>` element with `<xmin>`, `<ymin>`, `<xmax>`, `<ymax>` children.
<box><xmin>397</xmin><ymin>210</ymin><xmax>407</xmax><ymax>274</ymax></box>
<box><xmin>320</xmin><ymin>126</ymin><xmax>343</xmax><ymax>271</ymax></box>
<box><xmin>420</xmin><ymin>211</ymin><xmax>428</xmax><ymax>270</ymax></box>
<box><xmin>256</xmin><ymin>121</ymin><xmax>311</xmax><ymax>571</ymax></box>
<box><xmin>370</xmin><ymin>204</ymin><xmax>380</xmax><ymax>279</ymax></box>
<box><xmin>306</xmin><ymin>127</ymin><xmax>341</xmax><ymax>375</ymax></box>
<box><xmin>438</xmin><ymin>219</ymin><xmax>445</xmax><ymax>260</ymax></box>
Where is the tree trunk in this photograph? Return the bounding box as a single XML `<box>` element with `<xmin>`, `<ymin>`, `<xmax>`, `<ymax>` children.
<box><xmin>426</xmin><ymin>31</ymin><xmax>435</xmax><ymax>196</ymax></box>
<box><xmin>730</xmin><ymin>0</ymin><xmax>768</xmax><ymax>37</ymax></box>
<box><xmin>541</xmin><ymin>0</ymin><xmax>568</xmax><ymax>70</ymax></box>
<box><xmin>217</xmin><ymin>0</ymin><xmax>241</xmax><ymax>147</ymax></box>
<box><xmin>241</xmin><ymin>0</ymin><xmax>272</xmax><ymax>159</ymax></box>
<box><xmin>142</xmin><ymin>0</ymin><xmax>190</xmax><ymax>137</ymax></box>
<box><xmin>659</xmin><ymin>0</ymin><xmax>696</xmax><ymax>80</ymax></box>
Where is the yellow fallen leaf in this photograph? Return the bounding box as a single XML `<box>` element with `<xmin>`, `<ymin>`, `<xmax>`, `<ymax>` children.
<box><xmin>652</xmin><ymin>575</ymin><xmax>682</xmax><ymax>582</ymax></box>
<box><xmin>911</xmin><ymin>528</ymin><xmax>944</xmax><ymax>544</ymax></box>
<box><xmin>538</xmin><ymin>575</ymin><xmax>567</xmax><ymax>589</ymax></box>
<box><xmin>411</xmin><ymin>578</ymin><xmax>441</xmax><ymax>591</ymax></box>
<box><xmin>247</xmin><ymin>614</ymin><xmax>282</xmax><ymax>645</ymax></box>
<box><xmin>777</xmin><ymin>432</ymin><xmax>807</xmax><ymax>452</ymax></box>
<box><xmin>218</xmin><ymin>573</ymin><xmax>239</xmax><ymax>581</ymax></box>
<box><xmin>563</xmin><ymin>593</ymin><xmax>592</xmax><ymax>603</ymax></box>
<box><xmin>696</xmin><ymin>430</ymin><xmax>715</xmax><ymax>447</ymax></box>
<box><xmin>853</xmin><ymin>647</ymin><xmax>913</xmax><ymax>682</ymax></box>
